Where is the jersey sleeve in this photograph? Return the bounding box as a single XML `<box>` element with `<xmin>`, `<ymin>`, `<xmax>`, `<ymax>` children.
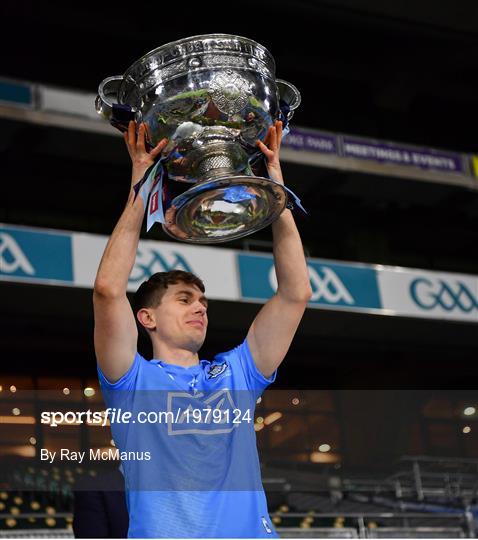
<box><xmin>97</xmin><ymin>352</ymin><xmax>143</xmax><ymax>391</ymax></box>
<box><xmin>235</xmin><ymin>338</ymin><xmax>277</xmax><ymax>395</ymax></box>
<box><xmin>97</xmin><ymin>352</ymin><xmax>145</xmax><ymax>413</ymax></box>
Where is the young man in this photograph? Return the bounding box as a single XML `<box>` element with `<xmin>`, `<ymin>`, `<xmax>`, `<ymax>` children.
<box><xmin>93</xmin><ymin>120</ymin><xmax>312</xmax><ymax>538</ymax></box>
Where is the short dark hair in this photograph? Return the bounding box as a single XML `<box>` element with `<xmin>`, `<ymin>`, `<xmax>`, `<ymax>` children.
<box><xmin>133</xmin><ymin>270</ymin><xmax>205</xmax><ymax>315</ymax></box>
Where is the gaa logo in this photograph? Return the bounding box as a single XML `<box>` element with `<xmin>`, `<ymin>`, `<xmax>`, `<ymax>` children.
<box><xmin>0</xmin><ymin>233</ymin><xmax>35</xmax><ymax>276</ymax></box>
<box><xmin>130</xmin><ymin>248</ymin><xmax>193</xmax><ymax>283</ymax></box>
<box><xmin>269</xmin><ymin>264</ymin><xmax>355</xmax><ymax>305</ymax></box>
<box><xmin>410</xmin><ymin>277</ymin><xmax>478</xmax><ymax>313</ymax></box>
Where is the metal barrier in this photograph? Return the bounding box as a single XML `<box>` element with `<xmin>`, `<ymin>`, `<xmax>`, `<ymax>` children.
<box><xmin>0</xmin><ymin>514</ymin><xmax>73</xmax><ymax>538</ymax></box>
<box><xmin>272</xmin><ymin>512</ymin><xmax>473</xmax><ymax>539</ymax></box>
<box><xmin>394</xmin><ymin>455</ymin><xmax>478</xmax><ymax>501</ymax></box>
<box><xmin>278</xmin><ymin>527</ymin><xmax>467</xmax><ymax>539</ymax></box>
<box><xmin>278</xmin><ymin>527</ymin><xmax>358</xmax><ymax>538</ymax></box>
<box><xmin>366</xmin><ymin>527</ymin><xmax>466</xmax><ymax>538</ymax></box>
<box><xmin>0</xmin><ymin>530</ymin><xmax>72</xmax><ymax>539</ymax></box>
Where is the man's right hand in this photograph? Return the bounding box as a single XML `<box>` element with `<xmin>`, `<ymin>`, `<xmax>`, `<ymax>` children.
<box><xmin>124</xmin><ymin>121</ymin><xmax>168</xmax><ymax>185</ymax></box>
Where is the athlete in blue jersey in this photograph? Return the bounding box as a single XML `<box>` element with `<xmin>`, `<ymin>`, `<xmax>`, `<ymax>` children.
<box><xmin>93</xmin><ymin>120</ymin><xmax>312</xmax><ymax>537</ymax></box>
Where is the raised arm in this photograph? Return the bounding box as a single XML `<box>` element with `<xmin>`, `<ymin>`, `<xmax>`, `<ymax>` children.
<box><xmin>246</xmin><ymin>121</ymin><xmax>312</xmax><ymax>378</ymax></box>
<box><xmin>93</xmin><ymin>122</ymin><xmax>167</xmax><ymax>382</ymax></box>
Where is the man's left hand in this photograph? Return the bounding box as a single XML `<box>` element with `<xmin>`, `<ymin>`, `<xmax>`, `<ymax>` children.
<box><xmin>256</xmin><ymin>120</ymin><xmax>284</xmax><ymax>185</ymax></box>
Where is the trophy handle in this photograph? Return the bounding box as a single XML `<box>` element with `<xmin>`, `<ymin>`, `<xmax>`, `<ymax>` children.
<box><xmin>276</xmin><ymin>79</ymin><xmax>301</xmax><ymax>120</ymax></box>
<box><xmin>95</xmin><ymin>75</ymin><xmax>134</xmax><ymax>121</ymax></box>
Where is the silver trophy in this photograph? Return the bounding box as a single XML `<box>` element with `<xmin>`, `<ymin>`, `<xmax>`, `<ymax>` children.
<box><xmin>96</xmin><ymin>34</ymin><xmax>301</xmax><ymax>243</ymax></box>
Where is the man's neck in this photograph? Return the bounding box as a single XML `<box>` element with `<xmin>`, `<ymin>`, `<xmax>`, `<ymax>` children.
<box><xmin>152</xmin><ymin>343</ymin><xmax>199</xmax><ymax>368</ymax></box>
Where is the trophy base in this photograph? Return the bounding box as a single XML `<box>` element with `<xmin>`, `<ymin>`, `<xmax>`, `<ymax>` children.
<box><xmin>162</xmin><ymin>176</ymin><xmax>287</xmax><ymax>244</ymax></box>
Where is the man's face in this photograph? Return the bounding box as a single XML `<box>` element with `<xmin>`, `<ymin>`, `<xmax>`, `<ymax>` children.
<box><xmin>149</xmin><ymin>282</ymin><xmax>208</xmax><ymax>352</ymax></box>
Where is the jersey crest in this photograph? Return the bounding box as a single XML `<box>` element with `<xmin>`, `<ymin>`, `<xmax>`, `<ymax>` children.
<box><xmin>207</xmin><ymin>361</ymin><xmax>228</xmax><ymax>379</ymax></box>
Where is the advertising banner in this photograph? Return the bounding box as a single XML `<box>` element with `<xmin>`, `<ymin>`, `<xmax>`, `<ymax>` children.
<box><xmin>342</xmin><ymin>137</ymin><xmax>464</xmax><ymax>174</ymax></box>
<box><xmin>1</xmin><ymin>224</ymin><xmax>477</xmax><ymax>323</ymax></box>
<box><xmin>281</xmin><ymin>126</ymin><xmax>467</xmax><ymax>177</ymax></box>
<box><xmin>283</xmin><ymin>128</ymin><xmax>338</xmax><ymax>154</ymax></box>
<box><xmin>72</xmin><ymin>233</ymin><xmax>240</xmax><ymax>300</ymax></box>
<box><xmin>0</xmin><ymin>78</ymin><xmax>34</xmax><ymax>108</ymax></box>
<box><xmin>0</xmin><ymin>226</ymin><xmax>73</xmax><ymax>284</ymax></box>
<box><xmin>238</xmin><ymin>253</ymin><xmax>382</xmax><ymax>312</ymax></box>
<box><xmin>377</xmin><ymin>268</ymin><xmax>478</xmax><ymax>322</ymax></box>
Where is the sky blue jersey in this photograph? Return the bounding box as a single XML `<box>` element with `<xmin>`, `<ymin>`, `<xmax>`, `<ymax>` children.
<box><xmin>97</xmin><ymin>339</ymin><xmax>279</xmax><ymax>538</ymax></box>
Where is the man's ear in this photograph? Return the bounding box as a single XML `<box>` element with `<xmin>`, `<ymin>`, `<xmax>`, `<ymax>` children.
<box><xmin>136</xmin><ymin>308</ymin><xmax>156</xmax><ymax>331</ymax></box>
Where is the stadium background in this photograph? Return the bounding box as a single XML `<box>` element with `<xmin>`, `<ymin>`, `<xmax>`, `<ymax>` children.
<box><xmin>0</xmin><ymin>1</ymin><xmax>477</xmax><ymax>537</ymax></box>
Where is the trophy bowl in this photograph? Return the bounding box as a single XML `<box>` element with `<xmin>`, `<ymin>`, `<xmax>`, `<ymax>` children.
<box><xmin>96</xmin><ymin>34</ymin><xmax>301</xmax><ymax>243</ymax></box>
